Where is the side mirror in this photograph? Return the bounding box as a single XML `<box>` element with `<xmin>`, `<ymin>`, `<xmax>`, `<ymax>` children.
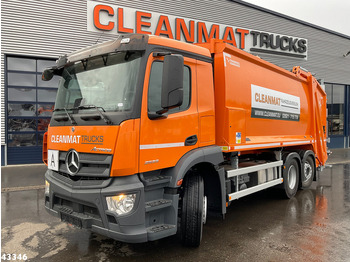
<box><xmin>42</xmin><ymin>68</ymin><xmax>55</xmax><ymax>81</ymax></box>
<box><xmin>159</xmin><ymin>54</ymin><xmax>184</xmax><ymax>113</ymax></box>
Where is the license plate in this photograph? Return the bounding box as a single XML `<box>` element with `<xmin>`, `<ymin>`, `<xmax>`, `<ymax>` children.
<box><xmin>48</xmin><ymin>150</ymin><xmax>59</xmax><ymax>171</ymax></box>
<box><xmin>61</xmin><ymin>213</ymin><xmax>82</xmax><ymax>228</ymax></box>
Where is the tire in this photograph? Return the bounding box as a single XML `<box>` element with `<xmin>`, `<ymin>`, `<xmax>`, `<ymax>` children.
<box><xmin>282</xmin><ymin>158</ymin><xmax>299</xmax><ymax>199</ymax></box>
<box><xmin>301</xmin><ymin>155</ymin><xmax>314</xmax><ymax>189</ymax></box>
<box><xmin>181</xmin><ymin>173</ymin><xmax>207</xmax><ymax>247</ymax></box>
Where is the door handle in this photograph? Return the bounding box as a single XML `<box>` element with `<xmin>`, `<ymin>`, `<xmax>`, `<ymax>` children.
<box><xmin>185</xmin><ymin>135</ymin><xmax>198</xmax><ymax>146</ymax></box>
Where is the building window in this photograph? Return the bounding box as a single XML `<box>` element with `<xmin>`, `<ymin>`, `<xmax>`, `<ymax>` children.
<box><xmin>6</xmin><ymin>56</ymin><xmax>58</xmax><ymax>148</ymax></box>
<box><xmin>325</xmin><ymin>83</ymin><xmax>345</xmax><ymax>136</ymax></box>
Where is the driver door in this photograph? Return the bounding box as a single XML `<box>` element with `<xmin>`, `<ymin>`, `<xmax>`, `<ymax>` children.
<box><xmin>139</xmin><ymin>54</ymin><xmax>198</xmax><ymax>173</ymax></box>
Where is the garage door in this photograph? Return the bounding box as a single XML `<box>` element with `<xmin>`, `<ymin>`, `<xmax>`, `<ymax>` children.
<box><xmin>6</xmin><ymin>56</ymin><xmax>59</xmax><ymax>164</ymax></box>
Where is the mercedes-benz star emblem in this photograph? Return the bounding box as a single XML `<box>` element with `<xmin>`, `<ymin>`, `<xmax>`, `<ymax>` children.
<box><xmin>66</xmin><ymin>150</ymin><xmax>80</xmax><ymax>175</ymax></box>
<box><xmin>71</xmin><ymin>127</ymin><xmax>75</xmax><ymax>132</ymax></box>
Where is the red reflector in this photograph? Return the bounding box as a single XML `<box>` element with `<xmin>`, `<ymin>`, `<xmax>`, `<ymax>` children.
<box><xmin>43</xmin><ymin>132</ymin><xmax>48</xmax><ymax>165</ymax></box>
<box><xmin>177</xmin><ymin>179</ymin><xmax>183</xmax><ymax>186</ymax></box>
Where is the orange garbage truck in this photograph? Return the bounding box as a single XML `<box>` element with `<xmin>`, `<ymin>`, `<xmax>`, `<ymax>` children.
<box><xmin>42</xmin><ymin>34</ymin><xmax>328</xmax><ymax>247</ymax></box>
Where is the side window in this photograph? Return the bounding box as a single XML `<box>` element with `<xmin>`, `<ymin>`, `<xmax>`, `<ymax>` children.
<box><xmin>148</xmin><ymin>61</ymin><xmax>191</xmax><ymax>114</ymax></box>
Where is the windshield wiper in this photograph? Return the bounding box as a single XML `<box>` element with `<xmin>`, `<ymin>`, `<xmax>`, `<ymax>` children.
<box><xmin>77</xmin><ymin>105</ymin><xmax>112</xmax><ymax>125</ymax></box>
<box><xmin>53</xmin><ymin>108</ymin><xmax>77</xmax><ymax>125</ymax></box>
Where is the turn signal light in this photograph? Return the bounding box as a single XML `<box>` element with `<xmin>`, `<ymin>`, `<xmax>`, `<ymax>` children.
<box><xmin>177</xmin><ymin>179</ymin><xmax>183</xmax><ymax>186</ymax></box>
<box><xmin>45</xmin><ymin>180</ymin><xmax>50</xmax><ymax>196</ymax></box>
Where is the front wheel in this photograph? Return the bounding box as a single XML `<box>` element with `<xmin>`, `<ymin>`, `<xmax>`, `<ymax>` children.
<box><xmin>282</xmin><ymin>158</ymin><xmax>300</xmax><ymax>199</ymax></box>
<box><xmin>181</xmin><ymin>173</ymin><xmax>206</xmax><ymax>247</ymax></box>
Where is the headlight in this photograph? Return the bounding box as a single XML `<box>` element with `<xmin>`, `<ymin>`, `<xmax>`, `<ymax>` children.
<box><xmin>45</xmin><ymin>180</ymin><xmax>50</xmax><ymax>196</ymax></box>
<box><xmin>106</xmin><ymin>194</ymin><xmax>136</xmax><ymax>215</ymax></box>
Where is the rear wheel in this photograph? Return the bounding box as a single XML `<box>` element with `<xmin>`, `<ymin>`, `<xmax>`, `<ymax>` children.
<box><xmin>283</xmin><ymin>158</ymin><xmax>299</xmax><ymax>198</ymax></box>
<box><xmin>301</xmin><ymin>156</ymin><xmax>314</xmax><ymax>189</ymax></box>
<box><xmin>181</xmin><ymin>173</ymin><xmax>206</xmax><ymax>247</ymax></box>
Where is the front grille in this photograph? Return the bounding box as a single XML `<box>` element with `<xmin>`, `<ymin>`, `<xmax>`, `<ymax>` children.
<box><xmin>58</xmin><ymin>171</ymin><xmax>110</xmax><ymax>181</ymax></box>
<box><xmin>58</xmin><ymin>151</ymin><xmax>112</xmax><ymax>177</ymax></box>
<box><xmin>51</xmin><ymin>171</ymin><xmax>112</xmax><ymax>188</ymax></box>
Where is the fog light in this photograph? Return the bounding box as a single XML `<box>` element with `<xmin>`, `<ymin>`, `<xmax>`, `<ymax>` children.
<box><xmin>106</xmin><ymin>194</ymin><xmax>136</xmax><ymax>215</ymax></box>
<box><xmin>45</xmin><ymin>180</ymin><xmax>50</xmax><ymax>196</ymax></box>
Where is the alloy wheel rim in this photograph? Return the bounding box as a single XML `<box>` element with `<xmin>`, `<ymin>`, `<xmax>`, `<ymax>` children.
<box><xmin>304</xmin><ymin>161</ymin><xmax>312</xmax><ymax>181</ymax></box>
<box><xmin>203</xmin><ymin>196</ymin><xmax>207</xmax><ymax>224</ymax></box>
<box><xmin>288</xmin><ymin>165</ymin><xmax>297</xmax><ymax>189</ymax></box>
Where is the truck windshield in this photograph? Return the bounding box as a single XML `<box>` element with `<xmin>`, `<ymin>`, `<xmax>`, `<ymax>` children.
<box><xmin>54</xmin><ymin>51</ymin><xmax>142</xmax><ymax>112</ymax></box>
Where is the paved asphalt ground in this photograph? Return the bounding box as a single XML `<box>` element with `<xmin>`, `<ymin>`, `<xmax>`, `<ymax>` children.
<box><xmin>1</xmin><ymin>149</ymin><xmax>350</xmax><ymax>262</ymax></box>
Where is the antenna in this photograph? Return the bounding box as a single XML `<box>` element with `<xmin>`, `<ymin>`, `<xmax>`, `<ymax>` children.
<box><xmin>95</xmin><ymin>32</ymin><xmax>105</xmax><ymax>44</ymax></box>
<box><xmin>343</xmin><ymin>51</ymin><xmax>350</xmax><ymax>57</ymax></box>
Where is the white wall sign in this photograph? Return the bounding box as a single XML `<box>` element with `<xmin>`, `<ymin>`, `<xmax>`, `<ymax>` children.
<box><xmin>87</xmin><ymin>1</ymin><xmax>308</xmax><ymax>59</ymax></box>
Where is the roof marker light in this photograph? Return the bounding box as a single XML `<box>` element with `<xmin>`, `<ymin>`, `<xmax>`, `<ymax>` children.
<box><xmin>121</xmin><ymin>38</ymin><xmax>130</xmax><ymax>44</ymax></box>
